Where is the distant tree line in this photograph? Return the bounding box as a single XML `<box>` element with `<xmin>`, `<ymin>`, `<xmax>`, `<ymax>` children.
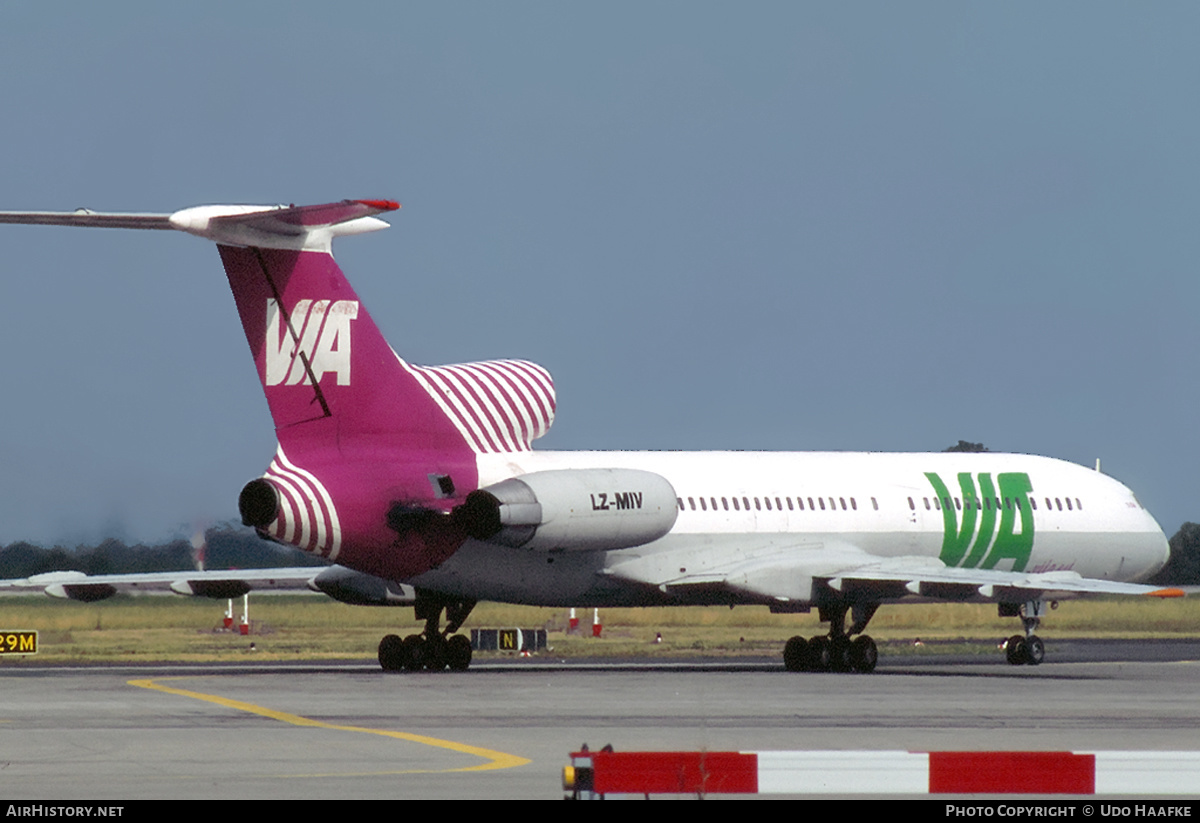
<box><xmin>944</xmin><ymin>440</ymin><xmax>989</xmax><ymax>453</ymax></box>
<box><xmin>0</xmin><ymin>524</ymin><xmax>325</xmax><ymax>580</ymax></box>
<box><xmin>1147</xmin><ymin>522</ymin><xmax>1200</xmax><ymax>587</ymax></box>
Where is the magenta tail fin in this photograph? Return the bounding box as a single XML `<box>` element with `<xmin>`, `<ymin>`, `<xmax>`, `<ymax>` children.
<box><xmin>216</xmin><ymin>243</ymin><xmax>465</xmax><ymax>449</ymax></box>
<box><xmin>197</xmin><ymin>202</ymin><xmax>556</xmax><ymax>458</ymax></box>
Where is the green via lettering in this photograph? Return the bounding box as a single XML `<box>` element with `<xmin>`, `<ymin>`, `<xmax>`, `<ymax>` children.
<box><xmin>924</xmin><ymin>472</ymin><xmax>1035</xmax><ymax>571</ymax></box>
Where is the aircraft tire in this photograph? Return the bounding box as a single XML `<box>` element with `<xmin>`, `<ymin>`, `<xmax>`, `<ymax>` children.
<box><xmin>1005</xmin><ymin>635</ymin><xmax>1026</xmax><ymax>665</ymax></box>
<box><xmin>1024</xmin><ymin>635</ymin><xmax>1045</xmax><ymax>666</ymax></box>
<box><xmin>783</xmin><ymin>635</ymin><xmax>807</xmax><ymax>672</ymax></box>
<box><xmin>809</xmin><ymin>636</ymin><xmax>832</xmax><ymax>672</ymax></box>
<box><xmin>402</xmin><ymin>634</ymin><xmax>425</xmax><ymax>671</ymax></box>
<box><xmin>829</xmin><ymin>636</ymin><xmax>853</xmax><ymax>673</ymax></box>
<box><xmin>423</xmin><ymin>635</ymin><xmax>448</xmax><ymax>671</ymax></box>
<box><xmin>378</xmin><ymin>634</ymin><xmax>406</xmax><ymax>672</ymax></box>
<box><xmin>446</xmin><ymin>634</ymin><xmax>472</xmax><ymax>671</ymax></box>
<box><xmin>849</xmin><ymin>635</ymin><xmax>878</xmax><ymax>673</ymax></box>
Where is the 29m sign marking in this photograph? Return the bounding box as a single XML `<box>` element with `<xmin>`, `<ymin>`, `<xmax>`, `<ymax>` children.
<box><xmin>0</xmin><ymin>631</ymin><xmax>37</xmax><ymax>654</ymax></box>
<box><xmin>925</xmin><ymin>472</ymin><xmax>1035</xmax><ymax>572</ymax></box>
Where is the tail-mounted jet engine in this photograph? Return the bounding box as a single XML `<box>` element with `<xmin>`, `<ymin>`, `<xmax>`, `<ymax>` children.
<box><xmin>453</xmin><ymin>468</ymin><xmax>678</xmax><ymax>551</ymax></box>
<box><xmin>239</xmin><ymin>478</ymin><xmax>279</xmax><ymax>529</ymax></box>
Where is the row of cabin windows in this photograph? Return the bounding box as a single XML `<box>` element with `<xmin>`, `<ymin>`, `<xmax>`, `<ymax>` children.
<box><xmin>907</xmin><ymin>496</ymin><xmax>1084</xmax><ymax>512</ymax></box>
<box><xmin>680</xmin><ymin>494</ymin><xmax>1085</xmax><ymax>515</ymax></box>
<box><xmin>677</xmin><ymin>495</ymin><xmax>880</xmax><ymax>513</ymax></box>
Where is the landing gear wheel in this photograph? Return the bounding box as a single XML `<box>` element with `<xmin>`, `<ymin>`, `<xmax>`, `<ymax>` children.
<box><xmin>445</xmin><ymin>634</ymin><xmax>472</xmax><ymax>671</ymax></box>
<box><xmin>423</xmin><ymin>635</ymin><xmax>448</xmax><ymax>671</ymax></box>
<box><xmin>808</xmin><ymin>636</ymin><xmax>832</xmax><ymax>672</ymax></box>
<box><xmin>1024</xmin><ymin>635</ymin><xmax>1044</xmax><ymax>666</ymax></box>
<box><xmin>402</xmin><ymin>634</ymin><xmax>425</xmax><ymax>671</ymax></box>
<box><xmin>1005</xmin><ymin>635</ymin><xmax>1026</xmax><ymax>666</ymax></box>
<box><xmin>849</xmin><ymin>635</ymin><xmax>878</xmax><ymax>673</ymax></box>
<box><xmin>378</xmin><ymin>634</ymin><xmax>407</xmax><ymax>672</ymax></box>
<box><xmin>829</xmin><ymin>636</ymin><xmax>852</xmax><ymax>673</ymax></box>
<box><xmin>783</xmin><ymin>636</ymin><xmax>807</xmax><ymax>672</ymax></box>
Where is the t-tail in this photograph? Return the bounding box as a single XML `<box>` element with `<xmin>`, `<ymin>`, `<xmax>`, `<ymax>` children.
<box><xmin>0</xmin><ymin>200</ymin><xmax>556</xmax><ymax>580</ymax></box>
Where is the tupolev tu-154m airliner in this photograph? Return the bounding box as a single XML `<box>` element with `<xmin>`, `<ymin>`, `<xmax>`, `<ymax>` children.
<box><xmin>0</xmin><ymin>200</ymin><xmax>1181</xmax><ymax>673</ymax></box>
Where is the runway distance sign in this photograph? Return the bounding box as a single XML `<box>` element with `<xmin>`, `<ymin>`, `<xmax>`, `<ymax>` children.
<box><xmin>0</xmin><ymin>630</ymin><xmax>37</xmax><ymax>654</ymax></box>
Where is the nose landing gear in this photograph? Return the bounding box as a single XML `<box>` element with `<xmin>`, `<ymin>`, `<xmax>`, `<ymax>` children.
<box><xmin>1002</xmin><ymin>600</ymin><xmax>1046</xmax><ymax>666</ymax></box>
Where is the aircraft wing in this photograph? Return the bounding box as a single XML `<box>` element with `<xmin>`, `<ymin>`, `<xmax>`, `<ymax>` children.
<box><xmin>606</xmin><ymin>542</ymin><xmax>1183</xmax><ymax>606</ymax></box>
<box><xmin>0</xmin><ymin>565</ymin><xmax>416</xmax><ymax>606</ymax></box>
<box><xmin>811</xmin><ymin>558</ymin><xmax>1184</xmax><ymax>602</ymax></box>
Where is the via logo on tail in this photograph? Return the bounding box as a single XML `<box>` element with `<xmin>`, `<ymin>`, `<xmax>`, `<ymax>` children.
<box><xmin>265</xmin><ymin>298</ymin><xmax>359</xmax><ymax>387</ymax></box>
<box><xmin>925</xmin><ymin>472</ymin><xmax>1035</xmax><ymax>571</ymax></box>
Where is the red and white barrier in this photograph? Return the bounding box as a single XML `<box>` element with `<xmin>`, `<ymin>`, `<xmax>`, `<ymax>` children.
<box><xmin>563</xmin><ymin>749</ymin><xmax>1200</xmax><ymax>797</ymax></box>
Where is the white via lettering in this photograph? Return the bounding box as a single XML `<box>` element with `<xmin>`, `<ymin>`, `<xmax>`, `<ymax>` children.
<box><xmin>265</xmin><ymin>299</ymin><xmax>358</xmax><ymax>387</ymax></box>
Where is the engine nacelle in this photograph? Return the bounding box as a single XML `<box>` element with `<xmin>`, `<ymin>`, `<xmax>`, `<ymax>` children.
<box><xmin>454</xmin><ymin>468</ymin><xmax>678</xmax><ymax>551</ymax></box>
<box><xmin>239</xmin><ymin>478</ymin><xmax>279</xmax><ymax>528</ymax></box>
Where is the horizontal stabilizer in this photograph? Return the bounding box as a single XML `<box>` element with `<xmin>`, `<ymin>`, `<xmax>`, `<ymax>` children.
<box><xmin>0</xmin><ymin>209</ymin><xmax>172</xmax><ymax>230</ymax></box>
<box><xmin>0</xmin><ymin>199</ymin><xmax>400</xmax><ymax>251</ymax></box>
<box><xmin>169</xmin><ymin>200</ymin><xmax>398</xmax><ymax>248</ymax></box>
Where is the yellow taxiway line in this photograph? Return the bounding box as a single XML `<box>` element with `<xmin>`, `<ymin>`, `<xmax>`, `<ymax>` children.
<box><xmin>128</xmin><ymin>677</ymin><xmax>530</xmax><ymax>775</ymax></box>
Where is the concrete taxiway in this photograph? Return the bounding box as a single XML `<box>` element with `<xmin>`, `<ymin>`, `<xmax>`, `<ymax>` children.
<box><xmin>2</xmin><ymin>640</ymin><xmax>1199</xmax><ymax>799</ymax></box>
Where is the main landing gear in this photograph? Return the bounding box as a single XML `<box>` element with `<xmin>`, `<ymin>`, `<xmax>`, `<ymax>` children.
<box><xmin>1002</xmin><ymin>600</ymin><xmax>1047</xmax><ymax>666</ymax></box>
<box><xmin>783</xmin><ymin>603</ymin><xmax>879</xmax><ymax>674</ymax></box>
<box><xmin>378</xmin><ymin>592</ymin><xmax>476</xmax><ymax>673</ymax></box>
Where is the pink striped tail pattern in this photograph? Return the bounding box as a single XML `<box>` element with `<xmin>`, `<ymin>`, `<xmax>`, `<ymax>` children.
<box><xmin>261</xmin><ymin>446</ymin><xmax>343</xmax><ymax>560</ymax></box>
<box><xmin>403</xmin><ymin>357</ymin><xmax>556</xmax><ymax>453</ymax></box>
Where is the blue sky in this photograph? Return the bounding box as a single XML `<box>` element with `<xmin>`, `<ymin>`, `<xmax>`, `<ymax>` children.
<box><xmin>0</xmin><ymin>3</ymin><xmax>1197</xmax><ymax>545</ymax></box>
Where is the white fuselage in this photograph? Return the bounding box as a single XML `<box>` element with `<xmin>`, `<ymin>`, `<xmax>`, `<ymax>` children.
<box><xmin>410</xmin><ymin>451</ymin><xmax>1170</xmax><ymax>607</ymax></box>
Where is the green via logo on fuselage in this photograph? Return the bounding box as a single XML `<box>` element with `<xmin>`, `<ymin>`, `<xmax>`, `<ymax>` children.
<box><xmin>924</xmin><ymin>472</ymin><xmax>1035</xmax><ymax>572</ymax></box>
